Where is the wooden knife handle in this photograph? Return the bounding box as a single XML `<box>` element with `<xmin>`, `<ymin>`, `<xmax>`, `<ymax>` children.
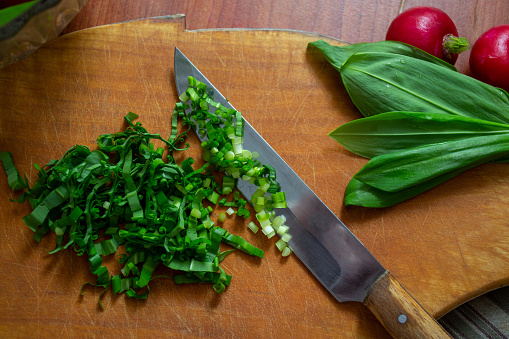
<box><xmin>364</xmin><ymin>272</ymin><xmax>451</xmax><ymax>339</ymax></box>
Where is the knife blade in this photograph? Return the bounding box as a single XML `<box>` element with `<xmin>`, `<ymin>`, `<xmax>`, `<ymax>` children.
<box><xmin>174</xmin><ymin>47</ymin><xmax>450</xmax><ymax>338</ymax></box>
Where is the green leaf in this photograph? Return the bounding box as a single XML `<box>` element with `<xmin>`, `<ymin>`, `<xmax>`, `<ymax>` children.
<box><xmin>308</xmin><ymin>40</ymin><xmax>458</xmax><ymax>73</ymax></box>
<box><xmin>340</xmin><ymin>52</ymin><xmax>509</xmax><ymax>124</ymax></box>
<box><xmin>352</xmin><ymin>133</ymin><xmax>509</xmax><ymax>193</ymax></box>
<box><xmin>329</xmin><ymin>112</ymin><xmax>509</xmax><ymax>158</ymax></box>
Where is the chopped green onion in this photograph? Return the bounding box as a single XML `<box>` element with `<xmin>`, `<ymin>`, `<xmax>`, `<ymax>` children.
<box><xmin>281</xmin><ymin>247</ymin><xmax>292</xmax><ymax>257</ymax></box>
<box><xmin>275</xmin><ymin>238</ymin><xmax>287</xmax><ymax>251</ymax></box>
<box><xmin>281</xmin><ymin>233</ymin><xmax>292</xmax><ymax>242</ymax></box>
<box><xmin>271</xmin><ymin>192</ymin><xmax>287</xmax><ymax>209</ymax></box>
<box><xmin>272</xmin><ymin>215</ymin><xmax>286</xmax><ymax>229</ymax></box>
<box><xmin>191</xmin><ymin>208</ymin><xmax>202</xmax><ymax>218</ymax></box>
<box><xmin>277</xmin><ymin>225</ymin><xmax>290</xmax><ymax>236</ymax></box>
<box><xmin>262</xmin><ymin>225</ymin><xmax>275</xmax><ymax>236</ymax></box>
<box><xmin>247</xmin><ymin>221</ymin><xmax>259</xmax><ymax>234</ymax></box>
<box><xmin>256</xmin><ymin>209</ymin><xmax>271</xmax><ymax>221</ymax></box>
<box><xmin>218</xmin><ymin>212</ymin><xmax>226</xmax><ymax>223</ymax></box>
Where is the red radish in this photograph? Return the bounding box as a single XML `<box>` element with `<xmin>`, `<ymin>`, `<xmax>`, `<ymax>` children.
<box><xmin>386</xmin><ymin>6</ymin><xmax>470</xmax><ymax>65</ymax></box>
<box><xmin>469</xmin><ymin>25</ymin><xmax>509</xmax><ymax>92</ymax></box>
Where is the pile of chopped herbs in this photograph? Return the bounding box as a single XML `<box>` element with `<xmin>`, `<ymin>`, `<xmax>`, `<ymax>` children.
<box><xmin>0</xmin><ymin>77</ymin><xmax>291</xmax><ymax>307</ymax></box>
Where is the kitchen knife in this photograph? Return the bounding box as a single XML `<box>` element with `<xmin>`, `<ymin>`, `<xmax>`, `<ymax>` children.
<box><xmin>174</xmin><ymin>47</ymin><xmax>451</xmax><ymax>339</ymax></box>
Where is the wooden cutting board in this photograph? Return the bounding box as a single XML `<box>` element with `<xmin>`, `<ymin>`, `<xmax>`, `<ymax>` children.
<box><xmin>1</xmin><ymin>15</ymin><xmax>508</xmax><ymax>338</ymax></box>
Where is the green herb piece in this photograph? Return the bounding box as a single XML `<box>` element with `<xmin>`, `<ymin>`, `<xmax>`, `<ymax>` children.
<box><xmin>223</xmin><ymin>233</ymin><xmax>264</xmax><ymax>258</ymax></box>
<box><xmin>22</xmin><ymin>184</ymin><xmax>70</xmax><ymax>232</ymax></box>
<box><xmin>0</xmin><ymin>152</ymin><xmax>27</xmax><ymax>191</ymax></box>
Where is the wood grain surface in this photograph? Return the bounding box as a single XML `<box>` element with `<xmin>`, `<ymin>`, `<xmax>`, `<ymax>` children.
<box><xmin>1</xmin><ymin>16</ymin><xmax>509</xmax><ymax>338</ymax></box>
<box><xmin>62</xmin><ymin>0</ymin><xmax>509</xmax><ymax>76</ymax></box>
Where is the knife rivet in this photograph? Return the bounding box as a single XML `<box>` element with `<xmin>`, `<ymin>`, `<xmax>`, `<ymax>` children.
<box><xmin>398</xmin><ymin>314</ymin><xmax>407</xmax><ymax>324</ymax></box>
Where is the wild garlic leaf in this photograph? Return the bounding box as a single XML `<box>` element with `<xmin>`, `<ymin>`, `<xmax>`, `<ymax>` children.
<box><xmin>344</xmin><ymin>165</ymin><xmax>470</xmax><ymax>208</ymax></box>
<box><xmin>340</xmin><ymin>52</ymin><xmax>509</xmax><ymax>124</ymax></box>
<box><xmin>352</xmin><ymin>133</ymin><xmax>509</xmax><ymax>193</ymax></box>
<box><xmin>329</xmin><ymin>112</ymin><xmax>509</xmax><ymax>158</ymax></box>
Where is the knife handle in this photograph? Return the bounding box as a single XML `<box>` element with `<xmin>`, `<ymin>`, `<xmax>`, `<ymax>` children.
<box><xmin>364</xmin><ymin>271</ymin><xmax>451</xmax><ymax>339</ymax></box>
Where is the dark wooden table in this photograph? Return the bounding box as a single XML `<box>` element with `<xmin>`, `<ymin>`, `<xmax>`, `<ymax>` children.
<box><xmin>63</xmin><ymin>0</ymin><xmax>509</xmax><ymax>75</ymax></box>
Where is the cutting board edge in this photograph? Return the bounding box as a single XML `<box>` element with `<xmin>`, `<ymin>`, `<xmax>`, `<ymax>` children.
<box><xmin>59</xmin><ymin>14</ymin><xmax>187</xmax><ymax>37</ymax></box>
<box><xmin>436</xmin><ymin>277</ymin><xmax>509</xmax><ymax>318</ymax></box>
<box><xmin>61</xmin><ymin>14</ymin><xmax>349</xmax><ymax>47</ymax></box>
<box><xmin>41</xmin><ymin>16</ymin><xmax>509</xmax><ymax>319</ymax></box>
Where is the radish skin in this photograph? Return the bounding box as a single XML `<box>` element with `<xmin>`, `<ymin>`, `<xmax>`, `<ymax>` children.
<box><xmin>386</xmin><ymin>6</ymin><xmax>469</xmax><ymax>65</ymax></box>
<box><xmin>469</xmin><ymin>25</ymin><xmax>509</xmax><ymax>92</ymax></box>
